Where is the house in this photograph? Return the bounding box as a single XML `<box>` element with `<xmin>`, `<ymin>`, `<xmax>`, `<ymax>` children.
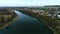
<box><xmin>57</xmin><ymin>13</ymin><xmax>60</xmax><ymax>19</ymax></box>
<box><xmin>32</xmin><ymin>9</ymin><xmax>45</xmax><ymax>15</ymax></box>
<box><xmin>47</xmin><ymin>13</ymin><xmax>52</xmax><ymax>16</ymax></box>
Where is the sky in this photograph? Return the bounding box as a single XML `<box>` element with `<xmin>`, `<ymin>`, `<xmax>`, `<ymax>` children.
<box><xmin>0</xmin><ymin>0</ymin><xmax>60</xmax><ymax>7</ymax></box>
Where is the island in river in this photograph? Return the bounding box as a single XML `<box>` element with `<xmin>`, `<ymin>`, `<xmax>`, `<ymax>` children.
<box><xmin>0</xmin><ymin>9</ymin><xmax>17</xmax><ymax>30</ymax></box>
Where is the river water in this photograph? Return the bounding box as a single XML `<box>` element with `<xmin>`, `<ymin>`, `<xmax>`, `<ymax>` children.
<box><xmin>0</xmin><ymin>10</ymin><xmax>53</xmax><ymax>34</ymax></box>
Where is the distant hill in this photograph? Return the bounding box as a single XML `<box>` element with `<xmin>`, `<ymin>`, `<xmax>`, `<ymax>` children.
<box><xmin>44</xmin><ymin>5</ymin><xmax>60</xmax><ymax>7</ymax></box>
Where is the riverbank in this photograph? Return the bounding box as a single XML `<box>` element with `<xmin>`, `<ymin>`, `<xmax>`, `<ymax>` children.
<box><xmin>19</xmin><ymin>10</ymin><xmax>59</xmax><ymax>34</ymax></box>
<box><xmin>0</xmin><ymin>12</ymin><xmax>18</xmax><ymax>30</ymax></box>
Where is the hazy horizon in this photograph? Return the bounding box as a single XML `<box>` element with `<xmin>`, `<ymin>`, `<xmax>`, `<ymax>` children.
<box><xmin>0</xmin><ymin>0</ymin><xmax>60</xmax><ymax>7</ymax></box>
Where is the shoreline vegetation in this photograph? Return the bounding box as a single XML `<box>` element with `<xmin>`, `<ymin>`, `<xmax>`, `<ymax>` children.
<box><xmin>0</xmin><ymin>15</ymin><xmax>18</xmax><ymax>30</ymax></box>
<box><xmin>0</xmin><ymin>9</ymin><xmax>18</xmax><ymax>30</ymax></box>
<box><xmin>19</xmin><ymin>10</ymin><xmax>60</xmax><ymax>34</ymax></box>
<box><xmin>0</xmin><ymin>14</ymin><xmax>18</xmax><ymax>30</ymax></box>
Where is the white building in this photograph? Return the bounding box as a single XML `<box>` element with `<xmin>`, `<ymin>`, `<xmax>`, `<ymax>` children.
<box><xmin>32</xmin><ymin>9</ymin><xmax>45</xmax><ymax>14</ymax></box>
<box><xmin>57</xmin><ymin>15</ymin><xmax>60</xmax><ymax>19</ymax></box>
<box><xmin>56</xmin><ymin>11</ymin><xmax>60</xmax><ymax>19</ymax></box>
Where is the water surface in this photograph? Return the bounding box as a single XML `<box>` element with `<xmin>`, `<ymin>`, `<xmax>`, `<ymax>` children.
<box><xmin>0</xmin><ymin>10</ymin><xmax>53</xmax><ymax>34</ymax></box>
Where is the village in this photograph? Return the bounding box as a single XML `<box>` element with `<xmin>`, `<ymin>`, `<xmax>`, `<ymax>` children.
<box><xmin>21</xmin><ymin>7</ymin><xmax>60</xmax><ymax>19</ymax></box>
<box><xmin>0</xmin><ymin>7</ymin><xmax>60</xmax><ymax>34</ymax></box>
<box><xmin>19</xmin><ymin>7</ymin><xmax>60</xmax><ymax>34</ymax></box>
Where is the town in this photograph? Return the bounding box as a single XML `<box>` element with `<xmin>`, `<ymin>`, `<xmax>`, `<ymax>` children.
<box><xmin>17</xmin><ymin>7</ymin><xmax>60</xmax><ymax>34</ymax></box>
<box><xmin>19</xmin><ymin>7</ymin><xmax>60</xmax><ymax>19</ymax></box>
<box><xmin>0</xmin><ymin>6</ymin><xmax>60</xmax><ymax>34</ymax></box>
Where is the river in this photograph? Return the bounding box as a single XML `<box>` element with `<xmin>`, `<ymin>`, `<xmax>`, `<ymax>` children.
<box><xmin>0</xmin><ymin>10</ymin><xmax>53</xmax><ymax>34</ymax></box>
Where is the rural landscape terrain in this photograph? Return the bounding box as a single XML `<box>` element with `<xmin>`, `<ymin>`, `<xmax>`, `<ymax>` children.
<box><xmin>0</xmin><ymin>5</ymin><xmax>60</xmax><ymax>34</ymax></box>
